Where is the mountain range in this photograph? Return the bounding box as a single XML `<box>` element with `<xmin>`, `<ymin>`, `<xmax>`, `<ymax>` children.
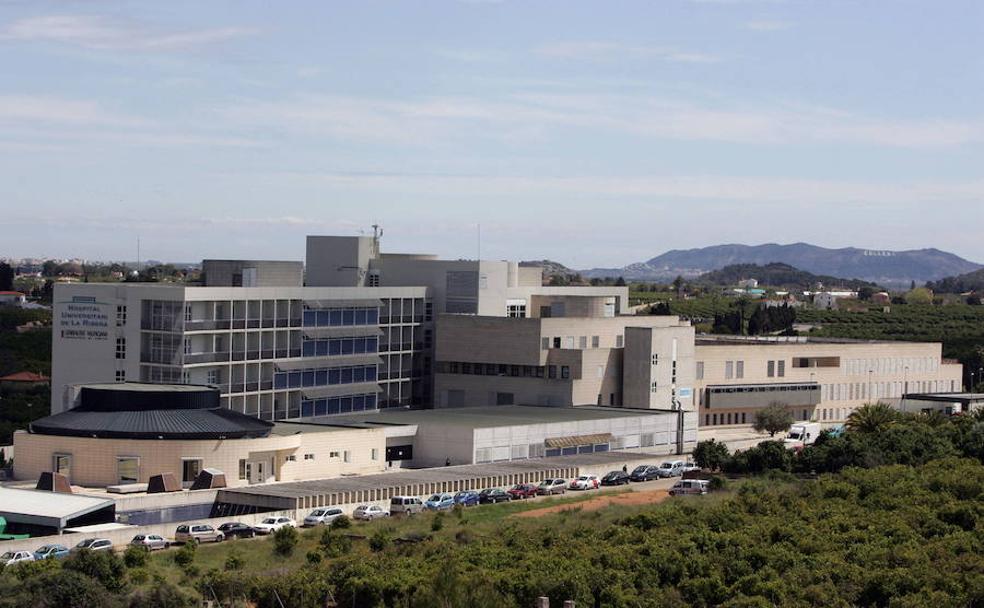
<box><xmin>578</xmin><ymin>243</ymin><xmax>982</xmax><ymax>287</ymax></box>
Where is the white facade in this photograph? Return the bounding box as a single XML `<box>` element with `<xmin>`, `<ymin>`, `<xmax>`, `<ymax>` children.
<box><xmin>51</xmin><ymin>283</ymin><xmax>432</xmax><ymax>418</ymax></box>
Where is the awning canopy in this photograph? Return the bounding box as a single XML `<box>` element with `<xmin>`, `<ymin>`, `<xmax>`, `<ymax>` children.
<box><xmin>544</xmin><ymin>433</ymin><xmax>613</xmax><ymax>448</ymax></box>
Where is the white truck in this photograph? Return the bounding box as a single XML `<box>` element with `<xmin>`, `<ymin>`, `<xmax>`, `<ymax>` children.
<box><xmin>784</xmin><ymin>422</ymin><xmax>821</xmax><ymax>448</ymax></box>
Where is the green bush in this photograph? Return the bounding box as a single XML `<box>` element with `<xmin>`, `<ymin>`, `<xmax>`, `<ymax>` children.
<box><xmin>63</xmin><ymin>549</ymin><xmax>128</xmax><ymax>593</ymax></box>
<box><xmin>223</xmin><ymin>553</ymin><xmax>243</xmax><ymax>571</ymax></box>
<box><xmin>173</xmin><ymin>542</ymin><xmax>196</xmax><ymax>567</ymax></box>
<box><xmin>330</xmin><ymin>515</ymin><xmax>351</xmax><ymax>530</ymax></box>
<box><xmin>431</xmin><ymin>512</ymin><xmax>445</xmax><ymax>532</ymax></box>
<box><xmin>122</xmin><ymin>545</ymin><xmax>148</xmax><ymax>569</ymax></box>
<box><xmin>273</xmin><ymin>525</ymin><xmax>299</xmax><ymax>557</ymax></box>
<box><xmin>368</xmin><ymin>529</ymin><xmax>390</xmax><ymax>552</ymax></box>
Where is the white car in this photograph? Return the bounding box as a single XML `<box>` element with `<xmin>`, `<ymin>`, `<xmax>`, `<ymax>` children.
<box><xmin>73</xmin><ymin>538</ymin><xmax>113</xmax><ymax>552</ymax></box>
<box><xmin>568</xmin><ymin>475</ymin><xmax>600</xmax><ymax>490</ymax></box>
<box><xmin>252</xmin><ymin>516</ymin><xmax>296</xmax><ymax>535</ymax></box>
<box><xmin>1</xmin><ymin>550</ymin><xmax>35</xmax><ymax>567</ymax></box>
<box><xmin>303</xmin><ymin>507</ymin><xmax>345</xmax><ymax>527</ymax></box>
<box><xmin>353</xmin><ymin>504</ymin><xmax>389</xmax><ymax>521</ymax></box>
<box><xmin>681</xmin><ymin>461</ymin><xmax>700</xmax><ymax>474</ymax></box>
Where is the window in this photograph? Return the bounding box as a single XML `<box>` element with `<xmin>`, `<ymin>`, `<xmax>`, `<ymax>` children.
<box><xmin>736</xmin><ymin>361</ymin><xmax>744</xmax><ymax>379</ymax></box>
<box><xmin>116</xmin><ymin>305</ymin><xmax>126</xmax><ymax>327</ymax></box>
<box><xmin>548</xmin><ymin>365</ymin><xmax>557</xmax><ymax>379</ymax></box>
<box><xmin>329</xmin><ymin>451</ymin><xmax>340</xmax><ymax>458</ymax></box>
<box><xmin>552</xmin><ymin>337</ymin><xmax>561</xmax><ymax>348</ymax></box>
<box><xmin>371</xmin><ymin>448</ymin><xmax>378</xmax><ymax>461</ymax></box>
<box><xmin>696</xmin><ymin>361</ymin><xmax>704</xmax><ymax>380</ymax></box>
<box><xmin>777</xmin><ymin>360</ymin><xmax>786</xmax><ymax>377</ymax></box>
<box><xmin>115</xmin><ymin>337</ymin><xmax>126</xmax><ymax>359</ymax></box>
<box><xmin>705</xmin><ymin>414</ymin><xmax>710</xmax><ymax>425</ymax></box>
<box><xmin>741</xmin><ymin>412</ymin><xmax>747</xmax><ymax>424</ymax></box>
<box><xmin>563</xmin><ymin>336</ymin><xmax>575</xmax><ymax>349</ymax></box>
<box><xmin>615</xmin><ymin>335</ymin><xmax>624</xmax><ymax>348</ymax></box>
<box><xmin>343</xmin><ymin>450</ymin><xmax>351</xmax><ymax>463</ymax></box>
<box><xmin>650</xmin><ymin>381</ymin><xmax>658</xmax><ymax>393</ymax></box>
<box><xmin>541</xmin><ymin>337</ymin><xmax>550</xmax><ymax>350</ymax></box>
<box><xmin>579</xmin><ymin>336</ymin><xmax>587</xmax><ymax>349</ymax></box>
<box><xmin>181</xmin><ymin>459</ymin><xmax>202</xmax><ymax>484</ymax></box>
<box><xmin>304</xmin><ymin>454</ymin><xmax>315</xmax><ymax>460</ymax></box>
<box><xmin>725</xmin><ymin>361</ymin><xmax>734</xmax><ymax>379</ymax></box>
<box><xmin>651</xmin><ymin>354</ymin><xmax>659</xmax><ymax>366</ymax></box>
<box><xmin>117</xmin><ymin>457</ymin><xmax>139</xmax><ymax>484</ymax></box>
<box><xmin>561</xmin><ymin>366</ymin><xmax>570</xmax><ymax>379</ymax></box>
<box><xmin>767</xmin><ymin>360</ymin><xmax>776</xmax><ymax>377</ymax></box>
<box><xmin>238</xmin><ymin>459</ymin><xmax>247</xmax><ymax>480</ymax></box>
<box><xmin>207</xmin><ymin>369</ymin><xmax>219</xmax><ymax>385</ymax></box>
<box><xmin>592</xmin><ymin>336</ymin><xmax>600</xmax><ymax>348</ymax></box>
<box><xmin>53</xmin><ymin>454</ymin><xmax>71</xmax><ymax>479</ymax></box>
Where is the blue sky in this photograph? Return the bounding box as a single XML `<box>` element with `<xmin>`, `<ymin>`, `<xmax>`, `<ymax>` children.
<box><xmin>2</xmin><ymin>0</ymin><xmax>983</xmax><ymax>267</ymax></box>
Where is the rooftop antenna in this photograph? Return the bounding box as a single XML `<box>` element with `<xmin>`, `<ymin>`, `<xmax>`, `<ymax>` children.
<box><xmin>371</xmin><ymin>223</ymin><xmax>383</xmax><ymax>257</ymax></box>
<box><xmin>136</xmin><ymin>236</ymin><xmax>140</xmax><ymax>270</ymax></box>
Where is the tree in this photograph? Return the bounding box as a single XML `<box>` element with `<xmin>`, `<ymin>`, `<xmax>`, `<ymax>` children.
<box><xmin>692</xmin><ymin>439</ymin><xmax>730</xmax><ymax>471</ymax></box>
<box><xmin>845</xmin><ymin>402</ymin><xmax>900</xmax><ymax>434</ymax></box>
<box><xmin>857</xmin><ymin>286</ymin><xmax>875</xmax><ymax>301</ymax></box>
<box><xmin>0</xmin><ymin>263</ymin><xmax>13</xmax><ymax>292</ymax></box>
<box><xmin>672</xmin><ymin>275</ymin><xmax>685</xmax><ymax>296</ymax></box>
<box><xmin>905</xmin><ymin>287</ymin><xmax>933</xmax><ymax>305</ymax></box>
<box><xmin>63</xmin><ymin>549</ymin><xmax>127</xmax><ymax>593</ymax></box>
<box><xmin>753</xmin><ymin>402</ymin><xmax>793</xmax><ymax>437</ymax></box>
<box><xmin>615</xmin><ymin>276</ymin><xmax>627</xmax><ymax>287</ymax></box>
<box><xmin>273</xmin><ymin>524</ymin><xmax>299</xmax><ymax>556</ymax></box>
<box><xmin>125</xmin><ymin>581</ymin><xmax>198</xmax><ymax>608</ymax></box>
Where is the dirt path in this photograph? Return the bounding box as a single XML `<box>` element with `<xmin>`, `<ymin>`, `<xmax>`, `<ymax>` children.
<box><xmin>514</xmin><ymin>488</ymin><xmax>669</xmax><ymax>518</ymax></box>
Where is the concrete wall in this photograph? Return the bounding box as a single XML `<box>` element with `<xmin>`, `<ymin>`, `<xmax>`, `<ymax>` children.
<box><xmin>13</xmin><ymin>427</ymin><xmax>386</xmax><ymax>488</ymax></box>
<box><xmin>305</xmin><ymin>236</ymin><xmax>376</xmax><ymax>287</ymax></box>
<box><xmin>623</xmin><ymin>325</ymin><xmax>696</xmax><ymax>411</ymax></box>
<box><xmin>201</xmin><ymin>260</ymin><xmax>303</xmax><ymax>288</ymax></box>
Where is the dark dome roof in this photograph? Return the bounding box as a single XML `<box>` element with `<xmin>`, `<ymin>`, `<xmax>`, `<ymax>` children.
<box><xmin>30</xmin><ymin>383</ymin><xmax>274</xmax><ymax>440</ymax></box>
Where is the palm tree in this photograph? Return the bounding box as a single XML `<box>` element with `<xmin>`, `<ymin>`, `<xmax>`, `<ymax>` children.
<box><xmin>845</xmin><ymin>402</ymin><xmax>900</xmax><ymax>433</ymax></box>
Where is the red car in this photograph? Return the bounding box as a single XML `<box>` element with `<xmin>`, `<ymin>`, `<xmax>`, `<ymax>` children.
<box><xmin>507</xmin><ymin>483</ymin><xmax>539</xmax><ymax>499</ymax></box>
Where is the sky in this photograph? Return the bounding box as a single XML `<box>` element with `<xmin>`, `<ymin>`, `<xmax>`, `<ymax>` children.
<box><xmin>1</xmin><ymin>0</ymin><xmax>983</xmax><ymax>268</ymax></box>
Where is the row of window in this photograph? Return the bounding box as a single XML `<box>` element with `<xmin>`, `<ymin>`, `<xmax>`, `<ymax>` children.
<box><xmin>705</xmin><ymin>409</ymin><xmax>811</xmax><ymax>426</ymax></box>
<box><xmin>301</xmin><ymin>336</ymin><xmax>378</xmax><ymax>357</ymax></box>
<box><xmin>299</xmin><ymin>393</ymin><xmax>378</xmax><ymax>417</ymax></box>
<box><xmin>302</xmin><ymin>308</ymin><xmax>379</xmax><ymax>327</ymax></box>
<box><xmin>438</xmin><ymin>361</ymin><xmax>571</xmax><ymax>380</ymax></box>
<box><xmin>273</xmin><ymin>365</ymin><xmax>378</xmax><ymax>389</ymax></box>
<box><xmin>540</xmin><ymin>335</ymin><xmax>623</xmax><ymax>350</ymax></box>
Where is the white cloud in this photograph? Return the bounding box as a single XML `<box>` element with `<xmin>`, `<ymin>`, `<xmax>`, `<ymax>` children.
<box><xmin>536</xmin><ymin>41</ymin><xmax>720</xmax><ymax>63</ymax></box>
<box><xmin>743</xmin><ymin>20</ymin><xmax>793</xmax><ymax>31</ymax></box>
<box><xmin>0</xmin><ymin>95</ymin><xmax>148</xmax><ymax>127</ymax></box>
<box><xmin>0</xmin><ymin>14</ymin><xmax>255</xmax><ymax>51</ymax></box>
<box><xmin>219</xmin><ymin>92</ymin><xmax>984</xmax><ymax>149</ymax></box>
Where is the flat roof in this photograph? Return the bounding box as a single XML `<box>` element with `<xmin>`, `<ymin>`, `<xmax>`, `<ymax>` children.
<box><xmin>299</xmin><ymin>405</ymin><xmax>674</xmax><ymax>430</ymax></box>
<box><xmin>270</xmin><ymin>421</ymin><xmax>366</xmax><ymax>436</ymax></box>
<box><xmin>220</xmin><ymin>451</ymin><xmax>653</xmax><ymax>501</ymax></box>
<box><xmin>696</xmin><ymin>335</ymin><xmax>902</xmax><ymax>346</ymax></box>
<box><xmin>79</xmin><ymin>382</ymin><xmax>210</xmax><ymax>393</ymax></box>
<box><xmin>0</xmin><ymin>488</ymin><xmax>114</xmax><ymax>527</ymax></box>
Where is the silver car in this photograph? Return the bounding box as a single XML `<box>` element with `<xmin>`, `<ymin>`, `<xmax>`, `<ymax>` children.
<box><xmin>656</xmin><ymin>460</ymin><xmax>685</xmax><ymax>478</ymax></box>
<box><xmin>130</xmin><ymin>534</ymin><xmax>170</xmax><ymax>551</ymax></box>
<box><xmin>303</xmin><ymin>507</ymin><xmax>345</xmax><ymax>527</ymax></box>
<box><xmin>353</xmin><ymin>504</ymin><xmax>389</xmax><ymax>521</ymax></box>
<box><xmin>73</xmin><ymin>538</ymin><xmax>113</xmax><ymax>553</ymax></box>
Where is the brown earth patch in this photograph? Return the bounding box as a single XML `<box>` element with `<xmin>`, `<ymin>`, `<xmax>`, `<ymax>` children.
<box><xmin>514</xmin><ymin>489</ymin><xmax>669</xmax><ymax>518</ymax></box>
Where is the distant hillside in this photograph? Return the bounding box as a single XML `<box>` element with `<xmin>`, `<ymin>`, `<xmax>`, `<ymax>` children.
<box><xmin>697</xmin><ymin>263</ymin><xmax>878</xmax><ymax>290</ymax></box>
<box><xmin>926</xmin><ymin>268</ymin><xmax>984</xmax><ymax>293</ymax></box>
<box><xmin>519</xmin><ymin>259</ymin><xmax>574</xmax><ymax>277</ymax></box>
<box><xmin>580</xmin><ymin>243</ymin><xmax>981</xmax><ymax>286</ymax></box>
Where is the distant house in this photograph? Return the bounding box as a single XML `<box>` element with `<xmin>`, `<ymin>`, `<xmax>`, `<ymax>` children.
<box><xmin>871</xmin><ymin>291</ymin><xmax>891</xmax><ymax>305</ymax></box>
<box><xmin>737</xmin><ymin>278</ymin><xmax>759</xmax><ymax>289</ymax></box>
<box><xmin>813</xmin><ymin>290</ymin><xmax>859</xmax><ymax>310</ymax></box>
<box><xmin>0</xmin><ymin>371</ymin><xmax>50</xmax><ymax>392</ymax></box>
<box><xmin>0</xmin><ymin>292</ymin><xmax>26</xmax><ymax>307</ymax></box>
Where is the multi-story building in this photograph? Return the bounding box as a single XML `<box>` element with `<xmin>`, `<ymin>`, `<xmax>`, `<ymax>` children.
<box><xmin>434</xmin><ymin>309</ymin><xmax>696</xmax><ymax>410</ymax></box>
<box><xmin>306</xmin><ymin>235</ymin><xmax>629</xmax><ymax>317</ymax></box>
<box><xmin>51</xmin><ymin>283</ymin><xmax>433</xmax><ymax>418</ymax></box>
<box><xmin>694</xmin><ymin>336</ymin><xmax>963</xmax><ymax>425</ymax></box>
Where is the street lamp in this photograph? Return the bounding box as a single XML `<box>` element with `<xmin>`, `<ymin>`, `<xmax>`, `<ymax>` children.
<box><xmin>867</xmin><ymin>370</ymin><xmax>874</xmax><ymax>402</ymax></box>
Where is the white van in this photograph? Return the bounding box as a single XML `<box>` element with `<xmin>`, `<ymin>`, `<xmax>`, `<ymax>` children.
<box><xmin>390</xmin><ymin>496</ymin><xmax>424</xmax><ymax>516</ymax></box>
<box><xmin>669</xmin><ymin>479</ymin><xmax>710</xmax><ymax>496</ymax></box>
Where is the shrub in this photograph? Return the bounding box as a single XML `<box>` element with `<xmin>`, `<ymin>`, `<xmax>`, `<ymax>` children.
<box><xmin>223</xmin><ymin>553</ymin><xmax>243</xmax><ymax>571</ymax></box>
<box><xmin>122</xmin><ymin>545</ymin><xmax>148</xmax><ymax>569</ymax></box>
<box><xmin>319</xmin><ymin>529</ymin><xmax>352</xmax><ymax>558</ymax></box>
<box><xmin>693</xmin><ymin>440</ymin><xmax>730</xmax><ymax>471</ymax></box>
<box><xmin>173</xmin><ymin>542</ymin><xmax>196</xmax><ymax>567</ymax></box>
<box><xmin>306</xmin><ymin>550</ymin><xmax>323</xmax><ymax>565</ymax></box>
<box><xmin>431</xmin><ymin>512</ymin><xmax>445</xmax><ymax>532</ymax></box>
<box><xmin>126</xmin><ymin>579</ymin><xmax>198</xmax><ymax>607</ymax></box>
<box><xmin>273</xmin><ymin>525</ymin><xmax>299</xmax><ymax>557</ymax></box>
<box><xmin>330</xmin><ymin>515</ymin><xmax>351</xmax><ymax>530</ymax></box>
<box><xmin>64</xmin><ymin>549</ymin><xmax>128</xmax><ymax>593</ymax></box>
<box><xmin>368</xmin><ymin>529</ymin><xmax>391</xmax><ymax>552</ymax></box>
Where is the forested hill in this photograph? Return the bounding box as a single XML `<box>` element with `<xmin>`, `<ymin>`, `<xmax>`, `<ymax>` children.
<box><xmin>697</xmin><ymin>263</ymin><xmax>879</xmax><ymax>290</ymax></box>
<box><xmin>927</xmin><ymin>268</ymin><xmax>984</xmax><ymax>293</ymax></box>
<box><xmin>580</xmin><ymin>243</ymin><xmax>981</xmax><ymax>286</ymax></box>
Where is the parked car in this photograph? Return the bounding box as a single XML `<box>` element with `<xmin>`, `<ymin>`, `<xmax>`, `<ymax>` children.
<box><xmin>303</xmin><ymin>507</ymin><xmax>345</xmax><ymax>527</ymax></box>
<box><xmin>1</xmin><ymin>551</ymin><xmax>35</xmax><ymax>567</ymax></box>
<box><xmin>390</xmin><ymin>496</ymin><xmax>424</xmax><ymax>516</ymax></box>
<box><xmin>73</xmin><ymin>538</ymin><xmax>113</xmax><ymax>553</ymax></box>
<box><xmin>130</xmin><ymin>534</ymin><xmax>169</xmax><ymax>551</ymax></box>
<box><xmin>252</xmin><ymin>516</ymin><xmax>296</xmax><ymax>535</ymax></box>
<box><xmin>600</xmin><ymin>471</ymin><xmax>630</xmax><ymax>486</ymax></box>
<box><xmin>218</xmin><ymin>522</ymin><xmax>256</xmax><ymax>539</ymax></box>
<box><xmin>629</xmin><ymin>465</ymin><xmax>660</xmax><ymax>482</ymax></box>
<box><xmin>33</xmin><ymin>544</ymin><xmax>69</xmax><ymax>560</ymax></box>
<box><xmin>175</xmin><ymin>524</ymin><xmax>224</xmax><ymax>544</ymax></box>
<box><xmin>681</xmin><ymin>461</ymin><xmax>701</xmax><ymax>474</ymax></box>
<box><xmin>353</xmin><ymin>505</ymin><xmax>389</xmax><ymax>521</ymax></box>
<box><xmin>537</xmin><ymin>478</ymin><xmax>567</xmax><ymax>495</ymax></box>
<box><xmin>424</xmin><ymin>492</ymin><xmax>456</xmax><ymax>511</ymax></box>
<box><xmin>656</xmin><ymin>460</ymin><xmax>685</xmax><ymax>478</ymax></box>
<box><xmin>478</xmin><ymin>488</ymin><xmax>512</xmax><ymax>504</ymax></box>
<box><xmin>669</xmin><ymin>479</ymin><xmax>711</xmax><ymax>496</ymax></box>
<box><xmin>507</xmin><ymin>483</ymin><xmax>539</xmax><ymax>500</ymax></box>
<box><xmin>569</xmin><ymin>475</ymin><xmax>600</xmax><ymax>490</ymax></box>
<box><xmin>454</xmin><ymin>490</ymin><xmax>481</xmax><ymax>507</ymax></box>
